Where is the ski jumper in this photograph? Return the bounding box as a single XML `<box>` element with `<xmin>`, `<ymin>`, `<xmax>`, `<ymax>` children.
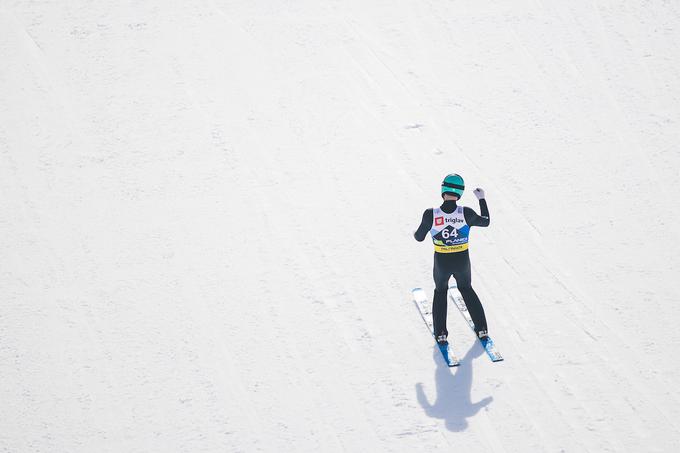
<box><xmin>414</xmin><ymin>199</ymin><xmax>490</xmax><ymax>337</ymax></box>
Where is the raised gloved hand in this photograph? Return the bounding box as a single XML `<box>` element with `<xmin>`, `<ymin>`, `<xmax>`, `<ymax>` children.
<box><xmin>473</xmin><ymin>188</ymin><xmax>485</xmax><ymax>200</ymax></box>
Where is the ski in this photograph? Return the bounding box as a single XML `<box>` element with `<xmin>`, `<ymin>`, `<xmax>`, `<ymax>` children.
<box><xmin>448</xmin><ymin>284</ymin><xmax>504</xmax><ymax>362</ymax></box>
<box><xmin>412</xmin><ymin>287</ymin><xmax>460</xmax><ymax>367</ymax></box>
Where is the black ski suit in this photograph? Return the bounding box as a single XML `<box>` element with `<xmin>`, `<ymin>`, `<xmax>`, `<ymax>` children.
<box><xmin>414</xmin><ymin>199</ymin><xmax>490</xmax><ymax>337</ymax></box>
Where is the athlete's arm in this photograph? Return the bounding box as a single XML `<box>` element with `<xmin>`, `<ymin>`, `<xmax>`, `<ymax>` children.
<box><xmin>464</xmin><ymin>199</ymin><xmax>490</xmax><ymax>227</ymax></box>
<box><xmin>414</xmin><ymin>209</ymin><xmax>433</xmax><ymax>241</ymax></box>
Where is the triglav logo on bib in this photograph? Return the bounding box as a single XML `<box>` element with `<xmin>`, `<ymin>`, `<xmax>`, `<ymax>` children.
<box><xmin>434</xmin><ymin>217</ymin><xmax>444</xmax><ymax>226</ymax></box>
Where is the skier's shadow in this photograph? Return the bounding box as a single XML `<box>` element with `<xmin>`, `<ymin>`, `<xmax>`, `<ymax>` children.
<box><xmin>415</xmin><ymin>342</ymin><xmax>492</xmax><ymax>431</ymax></box>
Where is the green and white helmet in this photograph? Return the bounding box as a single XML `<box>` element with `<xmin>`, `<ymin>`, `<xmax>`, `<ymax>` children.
<box><xmin>441</xmin><ymin>173</ymin><xmax>465</xmax><ymax>199</ymax></box>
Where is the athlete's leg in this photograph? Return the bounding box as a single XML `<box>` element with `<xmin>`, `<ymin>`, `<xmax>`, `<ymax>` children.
<box><xmin>452</xmin><ymin>260</ymin><xmax>488</xmax><ymax>334</ymax></box>
<box><xmin>432</xmin><ymin>255</ymin><xmax>452</xmax><ymax>337</ymax></box>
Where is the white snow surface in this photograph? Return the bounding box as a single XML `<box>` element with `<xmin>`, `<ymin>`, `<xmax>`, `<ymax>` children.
<box><xmin>2</xmin><ymin>1</ymin><xmax>680</xmax><ymax>451</ymax></box>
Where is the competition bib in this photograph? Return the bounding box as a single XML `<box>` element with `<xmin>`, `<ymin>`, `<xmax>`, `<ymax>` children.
<box><xmin>430</xmin><ymin>206</ymin><xmax>470</xmax><ymax>253</ymax></box>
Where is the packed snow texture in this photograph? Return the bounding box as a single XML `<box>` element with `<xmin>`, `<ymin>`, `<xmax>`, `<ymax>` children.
<box><xmin>2</xmin><ymin>1</ymin><xmax>680</xmax><ymax>452</ymax></box>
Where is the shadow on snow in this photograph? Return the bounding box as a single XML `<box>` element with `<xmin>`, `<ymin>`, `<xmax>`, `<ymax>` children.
<box><xmin>415</xmin><ymin>342</ymin><xmax>492</xmax><ymax>431</ymax></box>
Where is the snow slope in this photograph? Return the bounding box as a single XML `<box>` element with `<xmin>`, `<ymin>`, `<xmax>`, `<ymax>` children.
<box><xmin>2</xmin><ymin>0</ymin><xmax>680</xmax><ymax>451</ymax></box>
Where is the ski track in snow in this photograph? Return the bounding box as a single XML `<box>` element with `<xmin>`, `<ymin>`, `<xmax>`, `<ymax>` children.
<box><xmin>2</xmin><ymin>0</ymin><xmax>680</xmax><ymax>452</ymax></box>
